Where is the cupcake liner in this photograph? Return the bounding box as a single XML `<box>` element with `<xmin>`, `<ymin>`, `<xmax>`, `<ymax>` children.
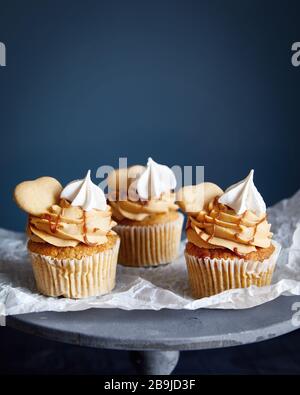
<box><xmin>115</xmin><ymin>213</ymin><xmax>184</xmax><ymax>267</ymax></box>
<box><xmin>185</xmin><ymin>241</ymin><xmax>280</xmax><ymax>299</ymax></box>
<box><xmin>29</xmin><ymin>237</ymin><xmax>120</xmax><ymax>298</ymax></box>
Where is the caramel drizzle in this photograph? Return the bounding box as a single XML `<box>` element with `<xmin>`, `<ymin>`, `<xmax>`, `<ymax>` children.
<box><xmin>139</xmin><ymin>199</ymin><xmax>149</xmax><ymax>206</ymax></box>
<box><xmin>233</xmin><ymin>248</ymin><xmax>246</xmax><ymax>258</ymax></box>
<box><xmin>233</xmin><ymin>211</ymin><xmax>247</xmax><ymax>241</ymax></box>
<box><xmin>238</xmin><ymin>211</ymin><xmax>247</xmax><ymax>226</ymax></box>
<box><xmin>82</xmin><ymin>211</ymin><xmax>98</xmax><ymax>246</ymax></box>
<box><xmin>207</xmin><ymin>226</ymin><xmax>215</xmax><ymax>242</ymax></box>
<box><xmin>213</xmin><ymin>196</ymin><xmax>220</xmax><ymax>207</ymax></box>
<box><xmin>207</xmin><ymin>209</ymin><xmax>220</xmax><ymax>242</ymax></box>
<box><xmin>42</xmin><ymin>208</ymin><xmax>63</xmax><ymax>234</ymax></box>
<box><xmin>249</xmin><ymin>214</ymin><xmax>267</xmax><ymax>244</ymax></box>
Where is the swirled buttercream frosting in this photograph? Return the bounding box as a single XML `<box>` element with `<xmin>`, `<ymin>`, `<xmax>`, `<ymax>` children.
<box><xmin>178</xmin><ymin>175</ymin><xmax>272</xmax><ymax>256</ymax></box>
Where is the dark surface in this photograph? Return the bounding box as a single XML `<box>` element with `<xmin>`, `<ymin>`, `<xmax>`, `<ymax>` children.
<box><xmin>0</xmin><ymin>0</ymin><xmax>300</xmax><ymax>231</ymax></box>
<box><xmin>1</xmin><ymin>325</ymin><xmax>300</xmax><ymax>374</ymax></box>
<box><xmin>6</xmin><ymin>296</ymin><xmax>300</xmax><ymax>351</ymax></box>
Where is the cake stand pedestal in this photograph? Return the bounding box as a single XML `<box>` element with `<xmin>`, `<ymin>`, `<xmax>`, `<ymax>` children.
<box><xmin>6</xmin><ymin>295</ymin><xmax>300</xmax><ymax>375</ymax></box>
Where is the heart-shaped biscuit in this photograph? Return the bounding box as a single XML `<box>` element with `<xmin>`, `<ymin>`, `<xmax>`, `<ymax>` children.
<box><xmin>177</xmin><ymin>182</ymin><xmax>223</xmax><ymax>213</ymax></box>
<box><xmin>107</xmin><ymin>168</ymin><xmax>128</xmax><ymax>193</ymax></box>
<box><xmin>107</xmin><ymin>165</ymin><xmax>145</xmax><ymax>192</ymax></box>
<box><xmin>127</xmin><ymin>165</ymin><xmax>145</xmax><ymax>185</ymax></box>
<box><xmin>14</xmin><ymin>177</ymin><xmax>62</xmax><ymax>216</ymax></box>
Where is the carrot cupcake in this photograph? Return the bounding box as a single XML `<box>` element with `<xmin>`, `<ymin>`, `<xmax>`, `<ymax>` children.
<box><xmin>14</xmin><ymin>171</ymin><xmax>120</xmax><ymax>298</ymax></box>
<box><xmin>177</xmin><ymin>170</ymin><xmax>278</xmax><ymax>298</ymax></box>
<box><xmin>107</xmin><ymin>158</ymin><xmax>183</xmax><ymax>267</ymax></box>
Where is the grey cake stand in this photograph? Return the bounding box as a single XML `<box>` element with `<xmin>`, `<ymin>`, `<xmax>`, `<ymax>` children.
<box><xmin>6</xmin><ymin>295</ymin><xmax>300</xmax><ymax>375</ymax></box>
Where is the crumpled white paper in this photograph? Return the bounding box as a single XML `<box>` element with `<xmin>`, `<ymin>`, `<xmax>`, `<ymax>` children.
<box><xmin>1</xmin><ymin>190</ymin><xmax>300</xmax><ymax>315</ymax></box>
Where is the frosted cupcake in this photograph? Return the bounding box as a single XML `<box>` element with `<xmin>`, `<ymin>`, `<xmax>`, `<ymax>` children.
<box><xmin>14</xmin><ymin>171</ymin><xmax>120</xmax><ymax>298</ymax></box>
<box><xmin>177</xmin><ymin>170</ymin><xmax>277</xmax><ymax>298</ymax></box>
<box><xmin>108</xmin><ymin>158</ymin><xmax>183</xmax><ymax>267</ymax></box>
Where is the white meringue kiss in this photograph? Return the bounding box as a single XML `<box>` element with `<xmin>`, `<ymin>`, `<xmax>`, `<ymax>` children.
<box><xmin>136</xmin><ymin>158</ymin><xmax>177</xmax><ymax>200</ymax></box>
<box><xmin>218</xmin><ymin>169</ymin><xmax>266</xmax><ymax>216</ymax></box>
<box><xmin>60</xmin><ymin>170</ymin><xmax>107</xmax><ymax>211</ymax></box>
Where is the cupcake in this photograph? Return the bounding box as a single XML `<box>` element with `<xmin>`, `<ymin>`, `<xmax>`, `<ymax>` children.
<box><xmin>177</xmin><ymin>170</ymin><xmax>277</xmax><ymax>298</ymax></box>
<box><xmin>14</xmin><ymin>171</ymin><xmax>120</xmax><ymax>298</ymax></box>
<box><xmin>107</xmin><ymin>158</ymin><xmax>183</xmax><ymax>267</ymax></box>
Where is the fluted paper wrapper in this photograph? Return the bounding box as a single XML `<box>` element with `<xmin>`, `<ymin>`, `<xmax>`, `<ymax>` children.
<box><xmin>185</xmin><ymin>248</ymin><xmax>278</xmax><ymax>299</ymax></box>
<box><xmin>2</xmin><ymin>190</ymin><xmax>300</xmax><ymax>313</ymax></box>
<box><xmin>29</xmin><ymin>238</ymin><xmax>120</xmax><ymax>299</ymax></box>
<box><xmin>114</xmin><ymin>213</ymin><xmax>184</xmax><ymax>267</ymax></box>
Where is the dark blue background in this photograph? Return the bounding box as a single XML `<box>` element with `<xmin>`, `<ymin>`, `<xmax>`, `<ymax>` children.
<box><xmin>0</xmin><ymin>0</ymin><xmax>299</xmax><ymax>231</ymax></box>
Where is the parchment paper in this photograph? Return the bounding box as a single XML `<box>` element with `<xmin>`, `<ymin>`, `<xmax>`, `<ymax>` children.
<box><xmin>1</xmin><ymin>190</ymin><xmax>300</xmax><ymax>315</ymax></box>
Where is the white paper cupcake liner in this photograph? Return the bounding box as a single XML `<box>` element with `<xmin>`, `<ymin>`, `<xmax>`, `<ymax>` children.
<box><xmin>114</xmin><ymin>213</ymin><xmax>184</xmax><ymax>267</ymax></box>
<box><xmin>29</xmin><ymin>237</ymin><xmax>120</xmax><ymax>299</ymax></box>
<box><xmin>185</xmin><ymin>241</ymin><xmax>280</xmax><ymax>299</ymax></box>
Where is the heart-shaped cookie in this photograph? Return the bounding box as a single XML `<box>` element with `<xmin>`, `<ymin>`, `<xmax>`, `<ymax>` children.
<box><xmin>107</xmin><ymin>168</ymin><xmax>128</xmax><ymax>193</ymax></box>
<box><xmin>127</xmin><ymin>165</ymin><xmax>145</xmax><ymax>185</ymax></box>
<box><xmin>14</xmin><ymin>177</ymin><xmax>63</xmax><ymax>216</ymax></box>
<box><xmin>177</xmin><ymin>182</ymin><xmax>223</xmax><ymax>213</ymax></box>
<box><xmin>107</xmin><ymin>165</ymin><xmax>145</xmax><ymax>193</ymax></box>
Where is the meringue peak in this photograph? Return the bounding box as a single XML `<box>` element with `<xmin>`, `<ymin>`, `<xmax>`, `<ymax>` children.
<box><xmin>60</xmin><ymin>170</ymin><xmax>107</xmax><ymax>211</ymax></box>
<box><xmin>136</xmin><ymin>158</ymin><xmax>177</xmax><ymax>200</ymax></box>
<box><xmin>218</xmin><ymin>169</ymin><xmax>266</xmax><ymax>216</ymax></box>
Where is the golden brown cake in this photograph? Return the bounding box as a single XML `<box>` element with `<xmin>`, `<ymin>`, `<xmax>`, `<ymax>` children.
<box><xmin>185</xmin><ymin>242</ymin><xmax>275</xmax><ymax>262</ymax></box>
